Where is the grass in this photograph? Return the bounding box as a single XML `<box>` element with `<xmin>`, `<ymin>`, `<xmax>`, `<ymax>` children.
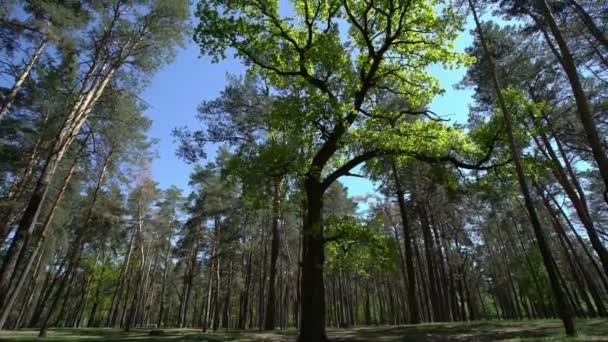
<box><xmin>0</xmin><ymin>319</ymin><xmax>606</xmax><ymax>341</ymax></box>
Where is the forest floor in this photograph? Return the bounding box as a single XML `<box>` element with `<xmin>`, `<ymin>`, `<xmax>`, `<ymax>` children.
<box><xmin>0</xmin><ymin>319</ymin><xmax>606</xmax><ymax>341</ymax></box>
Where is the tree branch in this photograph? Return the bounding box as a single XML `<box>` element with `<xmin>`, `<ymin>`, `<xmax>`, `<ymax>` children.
<box><xmin>321</xmin><ymin>150</ymin><xmax>379</xmax><ymax>191</ymax></box>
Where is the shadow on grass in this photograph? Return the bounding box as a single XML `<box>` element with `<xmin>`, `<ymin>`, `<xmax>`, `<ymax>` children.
<box><xmin>328</xmin><ymin>320</ymin><xmax>580</xmax><ymax>341</ymax></box>
<box><xmin>0</xmin><ymin>320</ymin><xmax>606</xmax><ymax>341</ymax></box>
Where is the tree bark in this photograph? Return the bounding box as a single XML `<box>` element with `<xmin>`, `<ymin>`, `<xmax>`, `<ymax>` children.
<box><xmin>202</xmin><ymin>244</ymin><xmax>215</xmax><ymax>332</ymax></box>
<box><xmin>533</xmin><ymin>123</ymin><xmax>608</xmax><ymax>277</ymax></box>
<box><xmin>0</xmin><ymin>39</ymin><xmax>47</xmax><ymax>121</ymax></box>
<box><xmin>264</xmin><ymin>178</ymin><xmax>282</xmax><ymax>330</ymax></box>
<box><xmin>0</xmin><ymin>157</ymin><xmax>78</xmax><ymax>328</ymax></box>
<box><xmin>417</xmin><ymin>202</ymin><xmax>440</xmax><ymax>322</ymax></box>
<box><xmin>470</xmin><ymin>0</ymin><xmax>576</xmax><ymax>335</ymax></box>
<box><xmin>239</xmin><ymin>222</ymin><xmax>253</xmax><ymax>329</ymax></box>
<box><xmin>38</xmin><ymin>150</ymin><xmax>112</xmax><ymax>337</ymax></box>
<box><xmin>158</xmin><ymin>225</ymin><xmax>174</xmax><ymax>327</ymax></box>
<box><xmin>0</xmin><ymin>127</ymin><xmax>45</xmax><ymax>243</ymax></box>
<box><xmin>390</xmin><ymin>162</ymin><xmax>421</xmax><ymax>324</ymax></box>
<box><xmin>0</xmin><ymin>62</ymin><xmax>116</xmax><ymax>300</ymax></box>
<box><xmin>567</xmin><ymin>0</ymin><xmax>608</xmax><ymax>51</ymax></box>
<box><xmin>298</xmin><ymin>176</ymin><xmax>328</xmax><ymax>341</ymax></box>
<box><xmin>536</xmin><ymin>0</ymin><xmax>608</xmax><ymax>204</ymax></box>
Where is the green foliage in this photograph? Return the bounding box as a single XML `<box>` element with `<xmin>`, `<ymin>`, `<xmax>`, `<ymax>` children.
<box><xmin>325</xmin><ymin>215</ymin><xmax>398</xmax><ymax>277</ymax></box>
<box><xmin>192</xmin><ymin>0</ymin><xmax>474</xmax><ymax>184</ymax></box>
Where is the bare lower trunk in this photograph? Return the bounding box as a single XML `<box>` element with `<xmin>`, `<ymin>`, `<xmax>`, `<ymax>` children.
<box><xmin>0</xmin><ymin>165</ymin><xmax>78</xmax><ymax>327</ymax></box>
<box><xmin>264</xmin><ymin>179</ymin><xmax>282</xmax><ymax>330</ymax></box>
<box><xmin>297</xmin><ymin>177</ymin><xmax>327</xmax><ymax>342</ymax></box>
<box><xmin>391</xmin><ymin>162</ymin><xmax>421</xmax><ymax>324</ymax></box>
<box><xmin>38</xmin><ymin>152</ymin><xmax>111</xmax><ymax>337</ymax></box>
<box><xmin>158</xmin><ymin>236</ymin><xmax>172</xmax><ymax>327</ymax></box>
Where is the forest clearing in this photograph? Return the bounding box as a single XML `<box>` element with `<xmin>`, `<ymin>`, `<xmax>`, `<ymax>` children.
<box><xmin>1</xmin><ymin>320</ymin><xmax>607</xmax><ymax>341</ymax></box>
<box><xmin>1</xmin><ymin>0</ymin><xmax>608</xmax><ymax>341</ymax></box>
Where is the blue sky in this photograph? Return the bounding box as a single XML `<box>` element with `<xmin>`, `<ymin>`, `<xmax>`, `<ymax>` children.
<box><xmin>141</xmin><ymin>10</ymin><xmax>476</xmax><ymax>207</ymax></box>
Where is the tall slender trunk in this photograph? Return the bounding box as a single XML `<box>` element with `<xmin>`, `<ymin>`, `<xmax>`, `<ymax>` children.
<box><xmin>390</xmin><ymin>162</ymin><xmax>420</xmax><ymax>324</ymax></box>
<box><xmin>386</xmin><ymin>208</ymin><xmax>410</xmax><ymax>319</ymax></box>
<box><xmin>107</xmin><ymin>233</ymin><xmax>135</xmax><ymax>327</ymax></box>
<box><xmin>125</xmin><ymin>244</ymin><xmax>147</xmax><ymax>331</ymax></box>
<box><xmin>179</xmin><ymin>230</ymin><xmax>200</xmax><ymax>328</ymax></box>
<box><xmin>212</xmin><ymin>218</ymin><xmax>222</xmax><ymax>331</ymax></box>
<box><xmin>0</xmin><ymin>128</ymin><xmax>45</xmax><ymax>243</ymax></box>
<box><xmin>257</xmin><ymin>218</ymin><xmax>267</xmax><ymax>330</ymax></box>
<box><xmin>548</xmin><ymin>190</ymin><xmax>608</xmax><ymax>295</ymax></box>
<box><xmin>202</xmin><ymin>244</ymin><xmax>215</xmax><ymax>332</ymax></box>
<box><xmin>470</xmin><ymin>0</ymin><xmax>575</xmax><ymax>335</ymax></box>
<box><xmin>0</xmin><ymin>62</ymin><xmax>116</xmax><ymax>297</ymax></box>
<box><xmin>567</xmin><ymin>0</ymin><xmax>608</xmax><ymax>51</ymax></box>
<box><xmin>125</xmin><ymin>196</ymin><xmax>148</xmax><ymax>332</ymax></box>
<box><xmin>222</xmin><ymin>259</ymin><xmax>233</xmax><ymax>329</ymax></box>
<box><xmin>417</xmin><ymin>202</ymin><xmax>440</xmax><ymax>321</ymax></box>
<box><xmin>239</xmin><ymin>223</ymin><xmax>253</xmax><ymax>329</ymax></box>
<box><xmin>14</xmin><ymin>249</ymin><xmax>45</xmax><ymax>329</ymax></box>
<box><xmin>158</xmin><ymin>228</ymin><xmax>174</xmax><ymax>327</ymax></box>
<box><xmin>0</xmin><ymin>39</ymin><xmax>47</xmax><ymax>121</ymax></box>
<box><xmin>533</xmin><ymin>123</ymin><xmax>608</xmax><ymax>276</ymax></box>
<box><xmin>88</xmin><ymin>253</ymin><xmax>110</xmax><ymax>327</ymax></box>
<box><xmin>0</xmin><ymin>154</ymin><xmax>80</xmax><ymax>326</ymax></box>
<box><xmin>264</xmin><ymin>178</ymin><xmax>282</xmax><ymax>330</ymax></box>
<box><xmin>432</xmin><ymin>222</ymin><xmax>452</xmax><ymax>321</ymax></box>
<box><xmin>536</xmin><ymin>183</ymin><xmax>607</xmax><ymax>317</ymax></box>
<box><xmin>38</xmin><ymin>151</ymin><xmax>112</xmax><ymax>337</ymax></box>
<box><xmin>0</xmin><ymin>131</ymin><xmax>90</xmax><ymax>316</ymax></box>
<box><xmin>536</xmin><ymin>0</ymin><xmax>608</xmax><ymax>204</ymax></box>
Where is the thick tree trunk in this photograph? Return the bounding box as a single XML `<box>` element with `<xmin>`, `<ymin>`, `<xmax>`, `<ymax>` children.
<box><xmin>297</xmin><ymin>177</ymin><xmax>327</xmax><ymax>342</ymax></box>
<box><xmin>470</xmin><ymin>0</ymin><xmax>575</xmax><ymax>334</ymax></box>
